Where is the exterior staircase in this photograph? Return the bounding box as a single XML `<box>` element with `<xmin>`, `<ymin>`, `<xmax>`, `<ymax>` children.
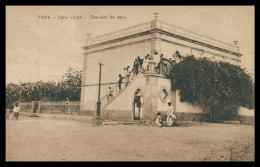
<box><xmin>100</xmin><ymin>73</ymin><xmax>145</xmax><ymax>111</ymax></box>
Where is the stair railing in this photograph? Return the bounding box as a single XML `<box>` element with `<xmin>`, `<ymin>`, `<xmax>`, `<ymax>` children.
<box><xmin>100</xmin><ymin>72</ymin><xmax>142</xmax><ymax>110</ymax></box>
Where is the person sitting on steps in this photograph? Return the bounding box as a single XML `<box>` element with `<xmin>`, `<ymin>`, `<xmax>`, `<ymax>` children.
<box><xmin>156</xmin><ymin>112</ymin><xmax>163</xmax><ymax>127</ymax></box>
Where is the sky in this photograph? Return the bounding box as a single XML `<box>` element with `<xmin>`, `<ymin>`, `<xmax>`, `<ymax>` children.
<box><xmin>6</xmin><ymin>6</ymin><xmax>255</xmax><ymax>84</ymax></box>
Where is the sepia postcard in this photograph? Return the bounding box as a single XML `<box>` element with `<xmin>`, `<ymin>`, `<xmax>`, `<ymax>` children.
<box><xmin>6</xmin><ymin>6</ymin><xmax>255</xmax><ymax>161</ymax></box>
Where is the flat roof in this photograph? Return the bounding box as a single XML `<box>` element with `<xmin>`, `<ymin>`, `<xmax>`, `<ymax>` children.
<box><xmin>84</xmin><ymin>19</ymin><xmax>240</xmax><ymax>55</ymax></box>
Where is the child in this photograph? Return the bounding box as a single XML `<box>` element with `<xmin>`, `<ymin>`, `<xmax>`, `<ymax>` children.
<box><xmin>12</xmin><ymin>102</ymin><xmax>20</xmax><ymax>120</ymax></box>
<box><xmin>155</xmin><ymin>112</ymin><xmax>163</xmax><ymax>127</ymax></box>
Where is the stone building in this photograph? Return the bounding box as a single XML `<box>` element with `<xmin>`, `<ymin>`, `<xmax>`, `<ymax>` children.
<box><xmin>80</xmin><ymin>13</ymin><xmax>242</xmax><ymax>121</ymax></box>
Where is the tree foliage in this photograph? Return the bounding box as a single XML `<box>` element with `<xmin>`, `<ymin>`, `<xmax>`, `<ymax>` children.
<box><xmin>168</xmin><ymin>55</ymin><xmax>254</xmax><ymax>112</ymax></box>
<box><xmin>6</xmin><ymin>67</ymin><xmax>82</xmax><ymax>109</ymax></box>
<box><xmin>56</xmin><ymin>67</ymin><xmax>82</xmax><ymax>101</ymax></box>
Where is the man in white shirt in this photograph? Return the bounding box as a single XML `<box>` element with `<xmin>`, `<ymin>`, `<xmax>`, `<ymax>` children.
<box><xmin>143</xmin><ymin>56</ymin><xmax>148</xmax><ymax>73</ymax></box>
<box><xmin>12</xmin><ymin>102</ymin><xmax>20</xmax><ymax>120</ymax></box>
<box><xmin>166</xmin><ymin>102</ymin><xmax>176</xmax><ymax>127</ymax></box>
<box><xmin>107</xmin><ymin>87</ymin><xmax>114</xmax><ymax>102</ymax></box>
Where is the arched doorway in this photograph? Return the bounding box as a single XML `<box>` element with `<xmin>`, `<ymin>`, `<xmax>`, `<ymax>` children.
<box><xmin>133</xmin><ymin>88</ymin><xmax>143</xmax><ymax>120</ymax></box>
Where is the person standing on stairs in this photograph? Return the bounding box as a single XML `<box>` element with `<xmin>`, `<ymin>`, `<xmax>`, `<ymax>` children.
<box><xmin>130</xmin><ymin>65</ymin><xmax>135</xmax><ymax>80</ymax></box>
<box><xmin>143</xmin><ymin>55</ymin><xmax>148</xmax><ymax>73</ymax></box>
<box><xmin>124</xmin><ymin>67</ymin><xmax>130</xmax><ymax>86</ymax></box>
<box><xmin>118</xmin><ymin>74</ymin><xmax>124</xmax><ymax>92</ymax></box>
<box><xmin>138</xmin><ymin>57</ymin><xmax>143</xmax><ymax>73</ymax></box>
<box><xmin>134</xmin><ymin>58</ymin><xmax>139</xmax><ymax>76</ymax></box>
<box><xmin>107</xmin><ymin>87</ymin><xmax>113</xmax><ymax>102</ymax></box>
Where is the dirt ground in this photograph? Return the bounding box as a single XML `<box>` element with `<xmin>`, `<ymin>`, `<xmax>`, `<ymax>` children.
<box><xmin>6</xmin><ymin>114</ymin><xmax>254</xmax><ymax>161</ymax></box>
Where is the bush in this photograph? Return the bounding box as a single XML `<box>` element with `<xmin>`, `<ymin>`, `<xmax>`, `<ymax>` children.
<box><xmin>168</xmin><ymin>55</ymin><xmax>255</xmax><ymax>115</ymax></box>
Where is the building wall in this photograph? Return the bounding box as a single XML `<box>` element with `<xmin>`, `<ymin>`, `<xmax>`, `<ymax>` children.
<box><xmin>103</xmin><ymin>75</ymin><xmax>208</xmax><ymax>121</ymax></box>
<box><xmin>103</xmin><ymin>76</ymin><xmax>146</xmax><ymax>120</ymax></box>
<box><xmin>161</xmin><ymin>41</ymin><xmax>240</xmax><ymax>66</ymax></box>
<box><xmin>81</xmin><ymin>41</ymin><xmax>151</xmax><ymax>112</ymax></box>
<box><xmin>104</xmin><ymin>75</ymin><xmax>161</xmax><ymax>120</ymax></box>
<box><xmin>84</xmin><ymin>41</ymin><xmax>151</xmax><ymax>85</ymax></box>
<box><xmin>81</xmin><ymin>20</ymin><xmax>241</xmax><ymax>115</ymax></box>
<box><xmin>105</xmin><ymin>77</ymin><xmax>146</xmax><ymax>111</ymax></box>
<box><xmin>81</xmin><ymin>39</ymin><xmax>240</xmax><ymax>112</ymax></box>
<box><xmin>175</xmin><ymin>90</ymin><xmax>204</xmax><ymax>114</ymax></box>
<box><xmin>157</xmin><ymin>77</ymin><xmax>172</xmax><ymax>112</ymax></box>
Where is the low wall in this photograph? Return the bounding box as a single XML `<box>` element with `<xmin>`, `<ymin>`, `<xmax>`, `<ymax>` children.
<box><xmin>101</xmin><ymin>109</ymin><xmax>209</xmax><ymax>122</ymax></box>
<box><xmin>19</xmin><ymin>101</ymin><xmax>81</xmax><ymax>114</ymax></box>
<box><xmin>81</xmin><ymin>110</ymin><xmax>96</xmax><ymax>116</ymax></box>
<box><xmin>238</xmin><ymin>107</ymin><xmax>255</xmax><ymax>125</ymax></box>
<box><xmin>40</xmin><ymin>101</ymin><xmax>80</xmax><ymax>114</ymax></box>
<box><xmin>19</xmin><ymin>102</ymin><xmax>33</xmax><ymax>112</ymax></box>
<box><xmin>102</xmin><ymin>110</ymin><xmax>133</xmax><ymax>121</ymax></box>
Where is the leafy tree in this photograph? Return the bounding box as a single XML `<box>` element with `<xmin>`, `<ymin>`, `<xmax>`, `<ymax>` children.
<box><xmin>56</xmin><ymin>67</ymin><xmax>82</xmax><ymax>101</ymax></box>
<box><xmin>6</xmin><ymin>83</ymin><xmax>20</xmax><ymax>109</ymax></box>
<box><xmin>5</xmin><ymin>67</ymin><xmax>82</xmax><ymax>108</ymax></box>
<box><xmin>168</xmin><ymin>55</ymin><xmax>254</xmax><ymax>120</ymax></box>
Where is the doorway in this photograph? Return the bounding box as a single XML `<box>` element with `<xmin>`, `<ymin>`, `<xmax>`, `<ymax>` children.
<box><xmin>133</xmin><ymin>88</ymin><xmax>143</xmax><ymax>120</ymax></box>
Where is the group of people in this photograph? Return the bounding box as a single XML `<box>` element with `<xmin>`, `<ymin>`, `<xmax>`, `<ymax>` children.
<box><xmin>118</xmin><ymin>52</ymin><xmax>182</xmax><ymax>90</ymax></box>
<box><xmin>117</xmin><ymin>55</ymin><xmax>151</xmax><ymax>92</ymax></box>
<box><xmin>156</xmin><ymin>102</ymin><xmax>177</xmax><ymax>127</ymax></box>
<box><xmin>155</xmin><ymin>53</ymin><xmax>180</xmax><ymax>76</ymax></box>
<box><xmin>112</xmin><ymin>51</ymin><xmax>182</xmax><ymax>102</ymax></box>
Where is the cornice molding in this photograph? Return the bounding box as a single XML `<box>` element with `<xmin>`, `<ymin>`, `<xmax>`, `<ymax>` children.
<box><xmin>83</xmin><ymin>29</ymin><xmax>242</xmax><ymax>58</ymax></box>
